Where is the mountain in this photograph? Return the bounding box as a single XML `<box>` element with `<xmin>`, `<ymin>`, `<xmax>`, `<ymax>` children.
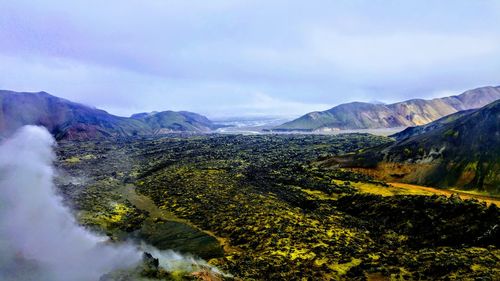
<box><xmin>274</xmin><ymin>86</ymin><xmax>500</xmax><ymax>131</ymax></box>
<box><xmin>131</xmin><ymin>110</ymin><xmax>225</xmax><ymax>133</ymax></box>
<box><xmin>0</xmin><ymin>90</ymin><xmax>150</xmax><ymax>140</ymax></box>
<box><xmin>389</xmin><ymin>109</ymin><xmax>475</xmax><ymax>141</ymax></box>
<box><xmin>0</xmin><ymin>90</ymin><xmax>220</xmax><ymax>140</ymax></box>
<box><xmin>321</xmin><ymin>100</ymin><xmax>500</xmax><ymax>194</ymax></box>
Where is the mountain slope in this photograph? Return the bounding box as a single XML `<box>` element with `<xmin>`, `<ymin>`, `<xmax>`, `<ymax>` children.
<box><xmin>322</xmin><ymin>100</ymin><xmax>500</xmax><ymax>193</ymax></box>
<box><xmin>0</xmin><ymin>90</ymin><xmax>151</xmax><ymax>140</ymax></box>
<box><xmin>131</xmin><ymin>111</ymin><xmax>224</xmax><ymax>133</ymax></box>
<box><xmin>275</xmin><ymin>86</ymin><xmax>500</xmax><ymax>131</ymax></box>
<box><xmin>0</xmin><ymin>90</ymin><xmax>220</xmax><ymax>140</ymax></box>
<box><xmin>389</xmin><ymin>109</ymin><xmax>475</xmax><ymax>141</ymax></box>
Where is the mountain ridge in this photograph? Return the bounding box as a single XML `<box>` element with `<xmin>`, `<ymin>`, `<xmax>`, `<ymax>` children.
<box><xmin>131</xmin><ymin>110</ymin><xmax>226</xmax><ymax>133</ymax></box>
<box><xmin>321</xmin><ymin>100</ymin><xmax>500</xmax><ymax>193</ymax></box>
<box><xmin>0</xmin><ymin>90</ymin><xmax>222</xmax><ymax>140</ymax></box>
<box><xmin>274</xmin><ymin>86</ymin><xmax>500</xmax><ymax>131</ymax></box>
<box><xmin>389</xmin><ymin>109</ymin><xmax>475</xmax><ymax>141</ymax></box>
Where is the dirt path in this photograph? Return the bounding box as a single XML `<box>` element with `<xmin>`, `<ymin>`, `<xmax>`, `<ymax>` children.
<box><xmin>119</xmin><ymin>184</ymin><xmax>187</xmax><ymax>223</ymax></box>
<box><xmin>388</xmin><ymin>182</ymin><xmax>500</xmax><ymax>206</ymax></box>
<box><xmin>117</xmin><ymin>184</ymin><xmax>239</xmax><ymax>254</ymax></box>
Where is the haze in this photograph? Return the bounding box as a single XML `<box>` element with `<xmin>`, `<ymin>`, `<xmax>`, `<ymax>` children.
<box><xmin>1</xmin><ymin>0</ymin><xmax>499</xmax><ymax>118</ymax></box>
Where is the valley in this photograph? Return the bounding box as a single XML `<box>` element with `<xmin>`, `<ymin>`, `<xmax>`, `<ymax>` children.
<box><xmin>326</xmin><ymin>100</ymin><xmax>500</xmax><ymax>194</ymax></box>
<box><xmin>55</xmin><ymin>133</ymin><xmax>499</xmax><ymax>280</ymax></box>
<box><xmin>2</xmin><ymin>89</ymin><xmax>498</xmax><ymax>280</ymax></box>
<box><xmin>2</xmin><ymin>2</ymin><xmax>500</xmax><ymax>280</ymax></box>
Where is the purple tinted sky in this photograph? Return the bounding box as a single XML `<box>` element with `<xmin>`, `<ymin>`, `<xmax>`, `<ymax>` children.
<box><xmin>1</xmin><ymin>0</ymin><xmax>499</xmax><ymax>118</ymax></box>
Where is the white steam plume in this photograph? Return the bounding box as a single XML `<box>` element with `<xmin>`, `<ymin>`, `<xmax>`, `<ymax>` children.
<box><xmin>0</xmin><ymin>126</ymin><xmax>142</xmax><ymax>281</ymax></box>
<box><xmin>0</xmin><ymin>126</ymin><xmax>227</xmax><ymax>281</ymax></box>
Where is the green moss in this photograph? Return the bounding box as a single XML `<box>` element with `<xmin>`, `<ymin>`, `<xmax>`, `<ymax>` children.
<box><xmin>328</xmin><ymin>258</ymin><xmax>361</xmax><ymax>275</ymax></box>
<box><xmin>108</xmin><ymin>203</ymin><xmax>131</xmax><ymax>223</ymax></box>
<box><xmin>56</xmin><ymin>134</ymin><xmax>498</xmax><ymax>280</ymax></box>
<box><xmin>470</xmin><ymin>263</ymin><xmax>487</xmax><ymax>272</ymax></box>
<box><xmin>82</xmin><ymin>154</ymin><xmax>97</xmax><ymax>160</ymax></box>
<box><xmin>64</xmin><ymin>156</ymin><xmax>81</xmax><ymax>163</ymax></box>
<box><xmin>463</xmin><ymin>161</ymin><xmax>478</xmax><ymax>171</ymax></box>
<box><xmin>444</xmin><ymin>129</ymin><xmax>459</xmax><ymax>138</ymax></box>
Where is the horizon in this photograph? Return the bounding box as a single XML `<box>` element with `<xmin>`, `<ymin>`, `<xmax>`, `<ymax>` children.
<box><xmin>1</xmin><ymin>2</ymin><xmax>499</xmax><ymax>279</ymax></box>
<box><xmin>1</xmin><ymin>1</ymin><xmax>500</xmax><ymax>118</ymax></box>
<box><xmin>2</xmin><ymin>84</ymin><xmax>498</xmax><ymax>120</ymax></box>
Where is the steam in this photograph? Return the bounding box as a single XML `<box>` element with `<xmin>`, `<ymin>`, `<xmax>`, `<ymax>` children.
<box><xmin>0</xmin><ymin>126</ymin><xmax>143</xmax><ymax>280</ymax></box>
<box><xmin>0</xmin><ymin>126</ymin><xmax>226</xmax><ymax>281</ymax></box>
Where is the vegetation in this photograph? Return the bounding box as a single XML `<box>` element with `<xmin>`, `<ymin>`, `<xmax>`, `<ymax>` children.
<box><xmin>0</xmin><ymin>90</ymin><xmax>224</xmax><ymax>141</ymax></box>
<box><xmin>327</xmin><ymin>100</ymin><xmax>500</xmax><ymax>193</ymax></box>
<box><xmin>56</xmin><ymin>133</ymin><xmax>499</xmax><ymax>280</ymax></box>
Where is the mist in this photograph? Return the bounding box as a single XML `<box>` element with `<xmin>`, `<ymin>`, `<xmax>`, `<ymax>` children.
<box><xmin>0</xmin><ymin>126</ymin><xmax>142</xmax><ymax>281</ymax></box>
<box><xmin>0</xmin><ymin>126</ymin><xmax>227</xmax><ymax>280</ymax></box>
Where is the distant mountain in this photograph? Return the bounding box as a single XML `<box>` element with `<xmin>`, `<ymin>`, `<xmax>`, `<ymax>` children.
<box><xmin>131</xmin><ymin>110</ymin><xmax>225</xmax><ymax>133</ymax></box>
<box><xmin>0</xmin><ymin>90</ymin><xmax>221</xmax><ymax>140</ymax></box>
<box><xmin>322</xmin><ymin>100</ymin><xmax>500</xmax><ymax>193</ymax></box>
<box><xmin>0</xmin><ymin>90</ymin><xmax>150</xmax><ymax>140</ymax></box>
<box><xmin>274</xmin><ymin>86</ymin><xmax>500</xmax><ymax>131</ymax></box>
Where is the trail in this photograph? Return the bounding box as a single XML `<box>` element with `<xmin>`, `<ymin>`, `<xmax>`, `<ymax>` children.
<box><xmin>117</xmin><ymin>184</ymin><xmax>239</xmax><ymax>255</ymax></box>
<box><xmin>342</xmin><ymin>178</ymin><xmax>500</xmax><ymax>206</ymax></box>
<box><xmin>119</xmin><ymin>184</ymin><xmax>186</xmax><ymax>223</ymax></box>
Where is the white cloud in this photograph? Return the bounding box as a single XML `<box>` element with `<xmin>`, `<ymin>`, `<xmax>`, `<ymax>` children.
<box><xmin>306</xmin><ymin>29</ymin><xmax>500</xmax><ymax>74</ymax></box>
<box><xmin>1</xmin><ymin>0</ymin><xmax>500</xmax><ymax>117</ymax></box>
<box><xmin>234</xmin><ymin>92</ymin><xmax>331</xmax><ymax>117</ymax></box>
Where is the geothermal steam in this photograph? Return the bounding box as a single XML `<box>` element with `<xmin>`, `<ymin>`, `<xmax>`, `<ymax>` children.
<box><xmin>0</xmin><ymin>126</ymin><xmax>142</xmax><ymax>281</ymax></box>
<box><xmin>0</xmin><ymin>126</ymin><xmax>225</xmax><ymax>280</ymax></box>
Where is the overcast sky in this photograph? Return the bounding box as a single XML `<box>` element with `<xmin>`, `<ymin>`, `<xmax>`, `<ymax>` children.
<box><xmin>1</xmin><ymin>0</ymin><xmax>499</xmax><ymax>118</ymax></box>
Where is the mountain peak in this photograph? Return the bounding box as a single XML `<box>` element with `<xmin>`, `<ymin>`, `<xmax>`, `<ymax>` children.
<box><xmin>324</xmin><ymin>99</ymin><xmax>500</xmax><ymax>193</ymax></box>
<box><xmin>0</xmin><ymin>90</ymin><xmax>220</xmax><ymax>140</ymax></box>
<box><xmin>274</xmin><ymin>86</ymin><xmax>500</xmax><ymax>132</ymax></box>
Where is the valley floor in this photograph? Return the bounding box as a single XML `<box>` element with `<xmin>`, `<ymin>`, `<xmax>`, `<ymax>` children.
<box><xmin>55</xmin><ymin>134</ymin><xmax>499</xmax><ymax>280</ymax></box>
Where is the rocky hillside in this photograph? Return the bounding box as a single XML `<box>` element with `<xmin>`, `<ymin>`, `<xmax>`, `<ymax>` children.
<box><xmin>274</xmin><ymin>86</ymin><xmax>500</xmax><ymax>131</ymax></box>
<box><xmin>322</xmin><ymin>100</ymin><xmax>500</xmax><ymax>194</ymax></box>
<box><xmin>389</xmin><ymin>109</ymin><xmax>475</xmax><ymax>141</ymax></box>
<box><xmin>0</xmin><ymin>90</ymin><xmax>220</xmax><ymax>140</ymax></box>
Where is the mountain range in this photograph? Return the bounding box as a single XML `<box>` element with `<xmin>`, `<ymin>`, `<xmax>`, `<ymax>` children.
<box><xmin>274</xmin><ymin>86</ymin><xmax>500</xmax><ymax>131</ymax></box>
<box><xmin>2</xmin><ymin>86</ymin><xmax>500</xmax><ymax>143</ymax></box>
<box><xmin>0</xmin><ymin>90</ymin><xmax>222</xmax><ymax>140</ymax></box>
<box><xmin>322</xmin><ymin>99</ymin><xmax>500</xmax><ymax>193</ymax></box>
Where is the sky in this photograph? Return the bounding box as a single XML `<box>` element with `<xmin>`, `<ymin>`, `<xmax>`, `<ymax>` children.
<box><xmin>0</xmin><ymin>0</ymin><xmax>499</xmax><ymax>118</ymax></box>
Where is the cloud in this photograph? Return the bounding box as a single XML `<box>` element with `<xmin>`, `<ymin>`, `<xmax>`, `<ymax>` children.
<box><xmin>0</xmin><ymin>0</ymin><xmax>499</xmax><ymax>117</ymax></box>
<box><xmin>203</xmin><ymin>92</ymin><xmax>332</xmax><ymax>118</ymax></box>
<box><xmin>306</xmin><ymin>30</ymin><xmax>500</xmax><ymax>74</ymax></box>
